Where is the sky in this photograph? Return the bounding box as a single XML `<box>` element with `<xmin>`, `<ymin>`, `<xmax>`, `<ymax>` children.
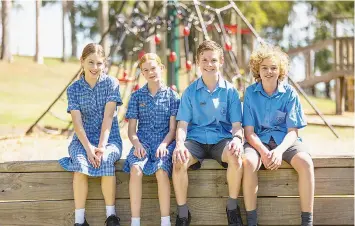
<box><xmin>4</xmin><ymin>1</ymin><xmax>354</xmax><ymax>84</ymax></box>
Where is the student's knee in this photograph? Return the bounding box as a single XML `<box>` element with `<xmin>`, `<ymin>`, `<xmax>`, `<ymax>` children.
<box><xmin>243</xmin><ymin>154</ymin><xmax>260</xmax><ymax>173</ymax></box>
<box><xmin>130</xmin><ymin>165</ymin><xmax>143</xmax><ymax>178</ymax></box>
<box><xmin>173</xmin><ymin>161</ymin><xmax>189</xmax><ymax>173</ymax></box>
<box><xmin>226</xmin><ymin>154</ymin><xmax>242</xmax><ymax>169</ymax></box>
<box><xmin>292</xmin><ymin>152</ymin><xmax>314</xmax><ymax>173</ymax></box>
<box><xmin>155</xmin><ymin>169</ymin><xmax>169</xmax><ymax>180</ymax></box>
<box><xmin>74</xmin><ymin>172</ymin><xmax>88</xmax><ymax>181</ymax></box>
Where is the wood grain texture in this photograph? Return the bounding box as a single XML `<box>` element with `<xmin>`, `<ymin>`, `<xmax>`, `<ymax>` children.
<box><xmin>1</xmin><ymin>168</ymin><xmax>353</xmax><ymax>201</ymax></box>
<box><xmin>0</xmin><ymin>197</ymin><xmax>353</xmax><ymax>225</ymax></box>
<box><xmin>0</xmin><ymin>156</ymin><xmax>353</xmax><ymax>172</ymax></box>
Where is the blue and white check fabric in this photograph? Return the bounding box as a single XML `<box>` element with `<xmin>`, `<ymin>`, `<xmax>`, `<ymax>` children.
<box><xmin>123</xmin><ymin>84</ymin><xmax>180</xmax><ymax>177</ymax></box>
<box><xmin>59</xmin><ymin>74</ymin><xmax>123</xmax><ymax>177</ymax></box>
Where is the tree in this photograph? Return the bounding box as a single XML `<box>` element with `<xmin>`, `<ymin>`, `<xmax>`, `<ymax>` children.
<box><xmin>67</xmin><ymin>1</ymin><xmax>78</xmax><ymax>57</ymax></box>
<box><xmin>62</xmin><ymin>0</ymin><xmax>67</xmax><ymax>62</ymax></box>
<box><xmin>99</xmin><ymin>0</ymin><xmax>109</xmax><ymax>54</ymax></box>
<box><xmin>35</xmin><ymin>0</ymin><xmax>43</xmax><ymax>64</ymax></box>
<box><xmin>1</xmin><ymin>0</ymin><xmax>12</xmax><ymax>62</ymax></box>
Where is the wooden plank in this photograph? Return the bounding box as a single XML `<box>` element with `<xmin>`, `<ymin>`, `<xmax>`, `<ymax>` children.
<box><xmin>1</xmin><ymin>168</ymin><xmax>353</xmax><ymax>201</ymax></box>
<box><xmin>0</xmin><ymin>197</ymin><xmax>353</xmax><ymax>225</ymax></box>
<box><xmin>0</xmin><ymin>156</ymin><xmax>353</xmax><ymax>173</ymax></box>
<box><xmin>298</xmin><ymin>70</ymin><xmax>354</xmax><ymax>88</ymax></box>
<box><xmin>287</xmin><ymin>39</ymin><xmax>333</xmax><ymax>56</ymax></box>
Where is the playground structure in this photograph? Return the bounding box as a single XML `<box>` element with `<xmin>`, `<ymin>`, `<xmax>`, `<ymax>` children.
<box><xmin>288</xmin><ymin>16</ymin><xmax>354</xmax><ymax>115</ymax></box>
<box><xmin>25</xmin><ymin>1</ymin><xmax>353</xmax><ymax>138</ymax></box>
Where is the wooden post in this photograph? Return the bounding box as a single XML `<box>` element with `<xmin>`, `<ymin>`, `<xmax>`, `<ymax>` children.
<box><xmin>335</xmin><ymin>77</ymin><xmax>345</xmax><ymax>115</ymax></box>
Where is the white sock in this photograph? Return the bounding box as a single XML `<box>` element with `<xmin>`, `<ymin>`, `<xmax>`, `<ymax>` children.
<box><xmin>106</xmin><ymin>205</ymin><xmax>116</xmax><ymax>218</ymax></box>
<box><xmin>161</xmin><ymin>216</ymin><xmax>171</xmax><ymax>226</ymax></box>
<box><xmin>131</xmin><ymin>217</ymin><xmax>140</xmax><ymax>226</ymax></box>
<box><xmin>75</xmin><ymin>208</ymin><xmax>85</xmax><ymax>224</ymax></box>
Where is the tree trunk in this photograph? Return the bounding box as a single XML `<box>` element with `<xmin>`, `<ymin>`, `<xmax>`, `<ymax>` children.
<box><xmin>35</xmin><ymin>0</ymin><xmax>43</xmax><ymax>64</ymax></box>
<box><xmin>67</xmin><ymin>1</ymin><xmax>77</xmax><ymax>58</ymax></box>
<box><xmin>99</xmin><ymin>0</ymin><xmax>109</xmax><ymax>55</ymax></box>
<box><xmin>62</xmin><ymin>0</ymin><xmax>68</xmax><ymax>62</ymax></box>
<box><xmin>1</xmin><ymin>0</ymin><xmax>12</xmax><ymax>62</ymax></box>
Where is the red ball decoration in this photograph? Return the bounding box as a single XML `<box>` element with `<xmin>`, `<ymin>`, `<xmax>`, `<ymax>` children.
<box><xmin>183</xmin><ymin>27</ymin><xmax>190</xmax><ymax>36</ymax></box>
<box><xmin>154</xmin><ymin>34</ymin><xmax>161</xmax><ymax>45</ymax></box>
<box><xmin>138</xmin><ymin>50</ymin><xmax>145</xmax><ymax>59</ymax></box>
<box><xmin>170</xmin><ymin>84</ymin><xmax>177</xmax><ymax>91</ymax></box>
<box><xmin>225</xmin><ymin>42</ymin><xmax>232</xmax><ymax>51</ymax></box>
<box><xmin>133</xmin><ymin>84</ymin><xmax>140</xmax><ymax>91</ymax></box>
<box><xmin>169</xmin><ymin>52</ymin><xmax>177</xmax><ymax>62</ymax></box>
<box><xmin>123</xmin><ymin>70</ymin><xmax>128</xmax><ymax>78</ymax></box>
<box><xmin>186</xmin><ymin>60</ymin><xmax>192</xmax><ymax>71</ymax></box>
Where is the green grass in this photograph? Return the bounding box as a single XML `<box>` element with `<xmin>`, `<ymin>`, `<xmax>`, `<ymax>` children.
<box><xmin>0</xmin><ymin>56</ymin><xmax>79</xmax><ymax>129</ymax></box>
<box><xmin>300</xmin><ymin>95</ymin><xmax>336</xmax><ymax>115</ymax></box>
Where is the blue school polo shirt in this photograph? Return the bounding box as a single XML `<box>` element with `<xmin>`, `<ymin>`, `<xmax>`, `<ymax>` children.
<box><xmin>176</xmin><ymin>76</ymin><xmax>242</xmax><ymax>144</ymax></box>
<box><xmin>242</xmin><ymin>82</ymin><xmax>307</xmax><ymax>145</ymax></box>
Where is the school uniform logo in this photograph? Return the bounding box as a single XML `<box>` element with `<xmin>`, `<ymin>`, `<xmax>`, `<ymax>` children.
<box><xmin>274</xmin><ymin>110</ymin><xmax>286</xmax><ymax>125</ymax></box>
<box><xmin>220</xmin><ymin>106</ymin><xmax>227</xmax><ymax>116</ymax></box>
<box><xmin>139</xmin><ymin>102</ymin><xmax>146</xmax><ymax>107</ymax></box>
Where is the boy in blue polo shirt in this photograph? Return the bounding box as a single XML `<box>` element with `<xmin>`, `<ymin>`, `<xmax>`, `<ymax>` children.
<box><xmin>172</xmin><ymin>40</ymin><xmax>244</xmax><ymax>226</ymax></box>
<box><xmin>242</xmin><ymin>45</ymin><xmax>314</xmax><ymax>226</ymax></box>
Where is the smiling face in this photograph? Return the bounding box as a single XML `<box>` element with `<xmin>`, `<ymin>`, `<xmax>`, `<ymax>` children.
<box><xmin>197</xmin><ymin>50</ymin><xmax>224</xmax><ymax>79</ymax></box>
<box><xmin>259</xmin><ymin>57</ymin><xmax>280</xmax><ymax>86</ymax></box>
<box><xmin>81</xmin><ymin>53</ymin><xmax>105</xmax><ymax>80</ymax></box>
<box><xmin>141</xmin><ymin>59</ymin><xmax>163</xmax><ymax>83</ymax></box>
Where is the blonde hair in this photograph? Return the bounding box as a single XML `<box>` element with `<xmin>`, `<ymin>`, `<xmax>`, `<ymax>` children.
<box><xmin>80</xmin><ymin>43</ymin><xmax>107</xmax><ymax>76</ymax></box>
<box><xmin>249</xmin><ymin>44</ymin><xmax>289</xmax><ymax>82</ymax></box>
<box><xmin>138</xmin><ymin>53</ymin><xmax>164</xmax><ymax>69</ymax></box>
<box><xmin>196</xmin><ymin>40</ymin><xmax>223</xmax><ymax>62</ymax></box>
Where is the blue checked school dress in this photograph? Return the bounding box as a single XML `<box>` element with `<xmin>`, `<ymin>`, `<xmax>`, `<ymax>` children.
<box><xmin>123</xmin><ymin>84</ymin><xmax>180</xmax><ymax>177</ymax></box>
<box><xmin>58</xmin><ymin>74</ymin><xmax>123</xmax><ymax>177</ymax></box>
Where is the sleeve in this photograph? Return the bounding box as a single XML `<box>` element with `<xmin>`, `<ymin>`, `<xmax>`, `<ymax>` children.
<box><xmin>242</xmin><ymin>90</ymin><xmax>255</xmax><ymax>127</ymax></box>
<box><xmin>229</xmin><ymin>88</ymin><xmax>242</xmax><ymax>123</ymax></box>
<box><xmin>125</xmin><ymin>92</ymin><xmax>139</xmax><ymax>119</ymax></box>
<box><xmin>106</xmin><ymin>77</ymin><xmax>123</xmax><ymax>106</ymax></box>
<box><xmin>285</xmin><ymin>89</ymin><xmax>307</xmax><ymax>129</ymax></box>
<box><xmin>176</xmin><ymin>89</ymin><xmax>192</xmax><ymax>123</ymax></box>
<box><xmin>170</xmin><ymin>90</ymin><xmax>180</xmax><ymax>116</ymax></box>
<box><xmin>66</xmin><ymin>85</ymin><xmax>80</xmax><ymax>113</ymax></box>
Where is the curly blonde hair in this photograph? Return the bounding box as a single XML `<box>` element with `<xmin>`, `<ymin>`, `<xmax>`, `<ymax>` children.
<box><xmin>248</xmin><ymin>44</ymin><xmax>289</xmax><ymax>82</ymax></box>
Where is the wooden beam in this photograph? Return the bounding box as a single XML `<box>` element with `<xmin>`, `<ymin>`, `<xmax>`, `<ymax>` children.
<box><xmin>0</xmin><ymin>198</ymin><xmax>353</xmax><ymax>225</ymax></box>
<box><xmin>297</xmin><ymin>70</ymin><xmax>354</xmax><ymax>88</ymax></box>
<box><xmin>1</xmin><ymin>168</ymin><xmax>352</xmax><ymax>201</ymax></box>
<box><xmin>336</xmin><ymin>77</ymin><xmax>346</xmax><ymax>115</ymax></box>
<box><xmin>0</xmin><ymin>157</ymin><xmax>353</xmax><ymax>173</ymax></box>
<box><xmin>287</xmin><ymin>39</ymin><xmax>333</xmax><ymax>56</ymax></box>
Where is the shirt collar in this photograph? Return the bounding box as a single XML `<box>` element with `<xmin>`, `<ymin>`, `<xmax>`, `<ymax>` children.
<box><xmin>79</xmin><ymin>73</ymin><xmax>106</xmax><ymax>88</ymax></box>
<box><xmin>196</xmin><ymin>76</ymin><xmax>226</xmax><ymax>90</ymax></box>
<box><xmin>253</xmin><ymin>81</ymin><xmax>286</xmax><ymax>95</ymax></box>
<box><xmin>141</xmin><ymin>83</ymin><xmax>168</xmax><ymax>93</ymax></box>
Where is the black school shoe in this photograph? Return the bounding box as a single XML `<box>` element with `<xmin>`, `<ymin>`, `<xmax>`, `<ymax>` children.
<box><xmin>105</xmin><ymin>215</ymin><xmax>121</xmax><ymax>226</ymax></box>
<box><xmin>175</xmin><ymin>211</ymin><xmax>191</xmax><ymax>226</ymax></box>
<box><xmin>226</xmin><ymin>205</ymin><xmax>243</xmax><ymax>226</ymax></box>
<box><xmin>74</xmin><ymin>218</ymin><xmax>89</xmax><ymax>226</ymax></box>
